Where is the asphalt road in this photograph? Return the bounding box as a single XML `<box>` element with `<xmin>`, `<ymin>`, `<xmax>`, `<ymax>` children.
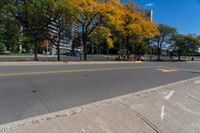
<box><xmin>0</xmin><ymin>62</ymin><xmax>200</xmax><ymax>125</ymax></box>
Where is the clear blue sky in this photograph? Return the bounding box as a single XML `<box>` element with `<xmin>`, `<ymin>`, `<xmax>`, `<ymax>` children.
<box><xmin>121</xmin><ymin>0</ymin><xmax>200</xmax><ymax>35</ymax></box>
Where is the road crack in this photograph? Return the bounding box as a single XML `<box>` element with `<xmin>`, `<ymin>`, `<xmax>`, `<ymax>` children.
<box><xmin>120</xmin><ymin>103</ymin><xmax>163</xmax><ymax>133</ymax></box>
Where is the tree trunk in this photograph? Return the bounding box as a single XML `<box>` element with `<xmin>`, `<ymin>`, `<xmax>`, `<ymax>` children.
<box><xmin>83</xmin><ymin>35</ymin><xmax>87</xmax><ymax>61</ymax></box>
<box><xmin>126</xmin><ymin>37</ymin><xmax>130</xmax><ymax>59</ymax></box>
<box><xmin>57</xmin><ymin>44</ymin><xmax>60</xmax><ymax>61</ymax></box>
<box><xmin>107</xmin><ymin>47</ymin><xmax>109</xmax><ymax>60</ymax></box>
<box><xmin>157</xmin><ymin>39</ymin><xmax>162</xmax><ymax>61</ymax></box>
<box><xmin>178</xmin><ymin>49</ymin><xmax>181</xmax><ymax>61</ymax></box>
<box><xmin>57</xmin><ymin>34</ymin><xmax>61</xmax><ymax>61</ymax></box>
<box><xmin>81</xmin><ymin>24</ymin><xmax>87</xmax><ymax>61</ymax></box>
<box><xmin>34</xmin><ymin>41</ymin><xmax>38</xmax><ymax>61</ymax></box>
<box><xmin>158</xmin><ymin>47</ymin><xmax>161</xmax><ymax>61</ymax></box>
<box><xmin>149</xmin><ymin>39</ymin><xmax>152</xmax><ymax>61</ymax></box>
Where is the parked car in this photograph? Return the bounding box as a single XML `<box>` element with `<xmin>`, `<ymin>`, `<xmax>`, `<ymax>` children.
<box><xmin>70</xmin><ymin>51</ymin><xmax>80</xmax><ymax>56</ymax></box>
<box><xmin>62</xmin><ymin>51</ymin><xmax>71</xmax><ymax>56</ymax></box>
<box><xmin>141</xmin><ymin>56</ymin><xmax>146</xmax><ymax>61</ymax></box>
<box><xmin>62</xmin><ymin>51</ymin><xmax>80</xmax><ymax>56</ymax></box>
<box><xmin>134</xmin><ymin>54</ymin><xmax>146</xmax><ymax>61</ymax></box>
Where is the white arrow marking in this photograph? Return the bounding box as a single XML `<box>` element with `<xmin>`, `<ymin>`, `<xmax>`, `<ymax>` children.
<box><xmin>164</xmin><ymin>90</ymin><xmax>175</xmax><ymax>100</ymax></box>
<box><xmin>160</xmin><ymin>106</ymin><xmax>165</xmax><ymax>120</ymax></box>
<box><xmin>194</xmin><ymin>81</ymin><xmax>200</xmax><ymax>84</ymax></box>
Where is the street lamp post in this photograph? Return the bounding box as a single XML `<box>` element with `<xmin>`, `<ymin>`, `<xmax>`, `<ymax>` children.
<box><xmin>150</xmin><ymin>9</ymin><xmax>153</xmax><ymax>22</ymax></box>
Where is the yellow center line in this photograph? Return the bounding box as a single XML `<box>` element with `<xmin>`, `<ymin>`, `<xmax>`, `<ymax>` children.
<box><xmin>0</xmin><ymin>65</ymin><xmax>198</xmax><ymax>77</ymax></box>
<box><xmin>0</xmin><ymin>66</ymin><xmax>156</xmax><ymax>77</ymax></box>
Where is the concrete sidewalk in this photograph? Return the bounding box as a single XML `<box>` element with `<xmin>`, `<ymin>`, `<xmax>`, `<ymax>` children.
<box><xmin>1</xmin><ymin>76</ymin><xmax>200</xmax><ymax>133</ymax></box>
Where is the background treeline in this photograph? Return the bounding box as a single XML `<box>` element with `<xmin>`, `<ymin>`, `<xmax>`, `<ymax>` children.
<box><xmin>0</xmin><ymin>0</ymin><xmax>199</xmax><ymax>61</ymax></box>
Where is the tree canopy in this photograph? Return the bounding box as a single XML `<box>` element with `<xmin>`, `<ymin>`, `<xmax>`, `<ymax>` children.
<box><xmin>67</xmin><ymin>0</ymin><xmax>159</xmax><ymax>60</ymax></box>
<box><xmin>153</xmin><ymin>24</ymin><xmax>177</xmax><ymax>60</ymax></box>
<box><xmin>5</xmin><ymin>0</ymin><xmax>196</xmax><ymax>61</ymax></box>
<box><xmin>171</xmin><ymin>33</ymin><xmax>200</xmax><ymax>61</ymax></box>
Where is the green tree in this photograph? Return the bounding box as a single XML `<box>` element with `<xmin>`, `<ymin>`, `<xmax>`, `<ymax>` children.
<box><xmin>184</xmin><ymin>35</ymin><xmax>200</xmax><ymax>56</ymax></box>
<box><xmin>0</xmin><ymin>0</ymin><xmax>21</xmax><ymax>52</ymax></box>
<box><xmin>18</xmin><ymin>35</ymin><xmax>32</xmax><ymax>53</ymax></box>
<box><xmin>47</xmin><ymin>0</ymin><xmax>72</xmax><ymax>61</ymax></box>
<box><xmin>171</xmin><ymin>34</ymin><xmax>200</xmax><ymax>61</ymax></box>
<box><xmin>171</xmin><ymin>34</ymin><xmax>185</xmax><ymax>61</ymax></box>
<box><xmin>15</xmin><ymin>0</ymin><xmax>50</xmax><ymax>60</ymax></box>
<box><xmin>153</xmin><ymin>24</ymin><xmax>176</xmax><ymax>60</ymax></box>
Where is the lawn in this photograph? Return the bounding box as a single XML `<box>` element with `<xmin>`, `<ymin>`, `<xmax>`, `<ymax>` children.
<box><xmin>0</xmin><ymin>52</ymin><xmax>32</xmax><ymax>56</ymax></box>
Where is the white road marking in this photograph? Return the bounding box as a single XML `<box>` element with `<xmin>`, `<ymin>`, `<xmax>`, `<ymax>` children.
<box><xmin>81</xmin><ymin>129</ymin><xmax>86</xmax><ymax>132</ymax></box>
<box><xmin>194</xmin><ymin>81</ymin><xmax>200</xmax><ymax>84</ymax></box>
<box><xmin>160</xmin><ymin>106</ymin><xmax>165</xmax><ymax>121</ymax></box>
<box><xmin>164</xmin><ymin>90</ymin><xmax>175</xmax><ymax>100</ymax></box>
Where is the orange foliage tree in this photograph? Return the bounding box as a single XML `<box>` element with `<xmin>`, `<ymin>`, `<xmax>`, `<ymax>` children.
<box><xmin>68</xmin><ymin>0</ymin><xmax>159</xmax><ymax>60</ymax></box>
<box><xmin>68</xmin><ymin>0</ymin><xmax>123</xmax><ymax>60</ymax></box>
<box><xmin>108</xmin><ymin>2</ymin><xmax>160</xmax><ymax>59</ymax></box>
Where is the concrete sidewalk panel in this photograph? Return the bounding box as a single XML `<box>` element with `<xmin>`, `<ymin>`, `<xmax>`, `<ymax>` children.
<box><xmin>122</xmin><ymin>88</ymin><xmax>200</xmax><ymax>133</ymax></box>
<box><xmin>6</xmin><ymin>104</ymin><xmax>156</xmax><ymax>133</ymax></box>
<box><xmin>171</xmin><ymin>79</ymin><xmax>200</xmax><ymax>101</ymax></box>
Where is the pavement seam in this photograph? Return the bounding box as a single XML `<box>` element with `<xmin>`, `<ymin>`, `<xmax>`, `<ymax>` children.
<box><xmin>169</xmin><ymin>88</ymin><xmax>200</xmax><ymax>104</ymax></box>
<box><xmin>25</xmin><ymin>78</ymin><xmax>50</xmax><ymax>114</ymax></box>
<box><xmin>120</xmin><ymin>103</ymin><xmax>163</xmax><ymax>133</ymax></box>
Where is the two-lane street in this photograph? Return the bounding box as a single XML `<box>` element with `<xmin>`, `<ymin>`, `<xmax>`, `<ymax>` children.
<box><xmin>0</xmin><ymin>62</ymin><xmax>199</xmax><ymax>125</ymax></box>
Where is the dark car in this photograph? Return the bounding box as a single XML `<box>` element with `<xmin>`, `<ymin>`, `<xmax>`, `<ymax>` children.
<box><xmin>62</xmin><ymin>51</ymin><xmax>80</xmax><ymax>56</ymax></box>
<box><xmin>70</xmin><ymin>51</ymin><xmax>81</xmax><ymax>56</ymax></box>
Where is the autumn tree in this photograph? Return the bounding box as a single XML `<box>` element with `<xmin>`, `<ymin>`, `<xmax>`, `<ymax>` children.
<box><xmin>90</xmin><ymin>27</ymin><xmax>114</xmax><ymax>53</ymax></box>
<box><xmin>108</xmin><ymin>2</ymin><xmax>160</xmax><ymax>59</ymax></box>
<box><xmin>68</xmin><ymin>0</ymin><xmax>122</xmax><ymax>60</ymax></box>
